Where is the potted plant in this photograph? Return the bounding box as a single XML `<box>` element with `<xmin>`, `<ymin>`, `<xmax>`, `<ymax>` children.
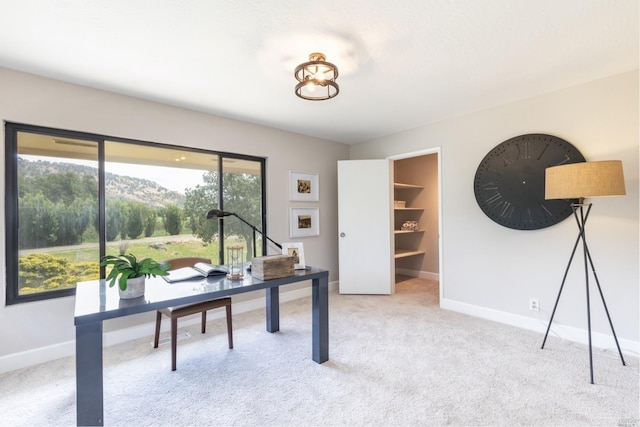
<box><xmin>100</xmin><ymin>253</ymin><xmax>169</xmax><ymax>299</ymax></box>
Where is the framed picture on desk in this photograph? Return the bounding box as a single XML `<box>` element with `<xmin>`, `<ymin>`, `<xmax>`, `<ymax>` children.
<box><xmin>282</xmin><ymin>242</ymin><xmax>305</xmax><ymax>269</ymax></box>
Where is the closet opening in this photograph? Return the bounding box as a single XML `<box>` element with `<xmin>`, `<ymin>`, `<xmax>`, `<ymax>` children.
<box><xmin>390</xmin><ymin>149</ymin><xmax>442</xmax><ymax>300</ymax></box>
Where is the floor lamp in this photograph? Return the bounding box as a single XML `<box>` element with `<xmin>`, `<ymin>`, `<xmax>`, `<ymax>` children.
<box><xmin>541</xmin><ymin>160</ymin><xmax>627</xmax><ymax>384</ymax></box>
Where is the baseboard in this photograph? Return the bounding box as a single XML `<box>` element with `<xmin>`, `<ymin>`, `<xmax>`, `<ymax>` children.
<box><xmin>7</xmin><ymin>281</ymin><xmax>634</xmax><ymax>375</ymax></box>
<box><xmin>395</xmin><ymin>268</ymin><xmax>439</xmax><ymax>281</ymax></box>
<box><xmin>0</xmin><ymin>341</ymin><xmax>76</xmax><ymax>374</ymax></box>
<box><xmin>0</xmin><ymin>280</ymin><xmax>339</xmax><ymax>374</ymax></box>
<box><xmin>440</xmin><ymin>297</ymin><xmax>640</xmax><ymax>357</ymax></box>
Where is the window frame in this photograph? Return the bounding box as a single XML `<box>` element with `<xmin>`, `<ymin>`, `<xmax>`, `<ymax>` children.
<box><xmin>4</xmin><ymin>122</ymin><xmax>267</xmax><ymax>305</ymax></box>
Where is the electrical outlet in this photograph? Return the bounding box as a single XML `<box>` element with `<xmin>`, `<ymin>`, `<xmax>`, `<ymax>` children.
<box><xmin>529</xmin><ymin>298</ymin><xmax>540</xmax><ymax>312</ymax></box>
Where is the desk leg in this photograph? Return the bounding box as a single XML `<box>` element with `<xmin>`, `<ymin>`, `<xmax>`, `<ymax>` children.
<box><xmin>76</xmin><ymin>322</ymin><xmax>104</xmax><ymax>426</ymax></box>
<box><xmin>266</xmin><ymin>287</ymin><xmax>279</xmax><ymax>332</ymax></box>
<box><xmin>312</xmin><ymin>275</ymin><xmax>329</xmax><ymax>363</ymax></box>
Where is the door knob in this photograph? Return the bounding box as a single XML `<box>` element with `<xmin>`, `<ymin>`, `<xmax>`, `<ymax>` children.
<box><xmin>339</xmin><ymin>232</ymin><xmax>346</xmax><ymax>237</ymax></box>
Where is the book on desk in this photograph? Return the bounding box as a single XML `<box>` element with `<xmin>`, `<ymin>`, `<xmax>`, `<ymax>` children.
<box><xmin>162</xmin><ymin>262</ymin><xmax>229</xmax><ymax>282</ymax></box>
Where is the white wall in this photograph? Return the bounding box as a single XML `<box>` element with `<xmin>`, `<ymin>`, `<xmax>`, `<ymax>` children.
<box><xmin>351</xmin><ymin>71</ymin><xmax>639</xmax><ymax>350</ymax></box>
<box><xmin>1</xmin><ymin>67</ymin><xmax>637</xmax><ymax>372</ymax></box>
<box><xmin>0</xmin><ymin>67</ymin><xmax>348</xmax><ymax>368</ymax></box>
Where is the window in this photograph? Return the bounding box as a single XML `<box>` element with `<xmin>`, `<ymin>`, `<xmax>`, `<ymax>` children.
<box><xmin>5</xmin><ymin>123</ymin><xmax>266</xmax><ymax>305</ymax></box>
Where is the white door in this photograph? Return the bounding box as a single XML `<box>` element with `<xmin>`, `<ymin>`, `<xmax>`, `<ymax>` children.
<box><xmin>338</xmin><ymin>159</ymin><xmax>394</xmax><ymax>294</ymax></box>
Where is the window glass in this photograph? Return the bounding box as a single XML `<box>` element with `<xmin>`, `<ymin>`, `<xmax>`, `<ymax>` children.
<box><xmin>104</xmin><ymin>141</ymin><xmax>219</xmax><ymax>264</ymax></box>
<box><xmin>6</xmin><ymin>124</ymin><xmax>266</xmax><ymax>304</ymax></box>
<box><xmin>220</xmin><ymin>157</ymin><xmax>264</xmax><ymax>263</ymax></box>
<box><xmin>15</xmin><ymin>132</ymin><xmax>99</xmax><ymax>298</ymax></box>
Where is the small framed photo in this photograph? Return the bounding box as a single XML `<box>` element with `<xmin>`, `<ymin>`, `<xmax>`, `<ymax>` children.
<box><xmin>282</xmin><ymin>242</ymin><xmax>305</xmax><ymax>270</ymax></box>
<box><xmin>289</xmin><ymin>171</ymin><xmax>319</xmax><ymax>202</ymax></box>
<box><xmin>290</xmin><ymin>207</ymin><xmax>320</xmax><ymax>237</ymax></box>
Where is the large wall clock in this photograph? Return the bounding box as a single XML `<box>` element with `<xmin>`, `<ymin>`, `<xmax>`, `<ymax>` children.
<box><xmin>474</xmin><ymin>133</ymin><xmax>585</xmax><ymax>230</ymax></box>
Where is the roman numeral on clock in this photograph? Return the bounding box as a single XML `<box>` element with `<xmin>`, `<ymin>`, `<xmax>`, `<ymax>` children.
<box><xmin>540</xmin><ymin>203</ymin><xmax>554</xmax><ymax>217</ymax></box>
<box><xmin>517</xmin><ymin>142</ymin><xmax>531</xmax><ymax>160</ymax></box>
<box><xmin>485</xmin><ymin>192</ymin><xmax>502</xmax><ymax>207</ymax></box>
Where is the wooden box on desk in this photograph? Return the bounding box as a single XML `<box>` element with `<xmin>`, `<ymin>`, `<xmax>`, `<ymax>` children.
<box><xmin>251</xmin><ymin>255</ymin><xmax>295</xmax><ymax>280</ymax></box>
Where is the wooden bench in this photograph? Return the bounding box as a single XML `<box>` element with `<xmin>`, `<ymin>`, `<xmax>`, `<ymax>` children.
<box><xmin>153</xmin><ymin>257</ymin><xmax>233</xmax><ymax>371</ymax></box>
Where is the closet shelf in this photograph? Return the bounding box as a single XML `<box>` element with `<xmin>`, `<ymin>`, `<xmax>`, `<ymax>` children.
<box><xmin>394</xmin><ymin>249</ymin><xmax>426</xmax><ymax>259</ymax></box>
<box><xmin>394</xmin><ymin>182</ymin><xmax>424</xmax><ymax>190</ymax></box>
<box><xmin>394</xmin><ymin>178</ymin><xmax>426</xmax><ymax>263</ymax></box>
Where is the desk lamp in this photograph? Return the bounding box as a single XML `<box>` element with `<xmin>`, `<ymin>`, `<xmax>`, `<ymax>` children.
<box><xmin>206</xmin><ymin>209</ymin><xmax>282</xmax><ymax>258</ymax></box>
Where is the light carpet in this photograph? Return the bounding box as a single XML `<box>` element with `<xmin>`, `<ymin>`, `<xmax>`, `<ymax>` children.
<box><xmin>1</xmin><ymin>277</ymin><xmax>638</xmax><ymax>426</ymax></box>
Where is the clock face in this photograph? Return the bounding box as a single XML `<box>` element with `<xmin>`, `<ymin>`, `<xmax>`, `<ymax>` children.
<box><xmin>474</xmin><ymin>134</ymin><xmax>585</xmax><ymax>230</ymax></box>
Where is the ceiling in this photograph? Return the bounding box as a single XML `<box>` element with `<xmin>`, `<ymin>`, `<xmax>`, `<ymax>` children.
<box><xmin>0</xmin><ymin>0</ymin><xmax>637</xmax><ymax>145</ymax></box>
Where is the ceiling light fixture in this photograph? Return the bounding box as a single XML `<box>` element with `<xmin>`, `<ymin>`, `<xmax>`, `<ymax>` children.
<box><xmin>294</xmin><ymin>52</ymin><xmax>339</xmax><ymax>101</ymax></box>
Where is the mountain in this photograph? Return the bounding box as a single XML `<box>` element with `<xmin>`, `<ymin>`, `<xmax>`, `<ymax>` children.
<box><xmin>18</xmin><ymin>157</ymin><xmax>185</xmax><ymax>207</ymax></box>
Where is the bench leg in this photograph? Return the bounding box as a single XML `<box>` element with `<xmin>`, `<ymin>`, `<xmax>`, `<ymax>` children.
<box><xmin>171</xmin><ymin>317</ymin><xmax>178</xmax><ymax>371</ymax></box>
<box><xmin>153</xmin><ymin>311</ymin><xmax>162</xmax><ymax>348</ymax></box>
<box><xmin>226</xmin><ymin>304</ymin><xmax>233</xmax><ymax>349</ymax></box>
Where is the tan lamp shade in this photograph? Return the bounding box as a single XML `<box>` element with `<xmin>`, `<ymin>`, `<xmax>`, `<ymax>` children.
<box><xmin>545</xmin><ymin>160</ymin><xmax>626</xmax><ymax>200</ymax></box>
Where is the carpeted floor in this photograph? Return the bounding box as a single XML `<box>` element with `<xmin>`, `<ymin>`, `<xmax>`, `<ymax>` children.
<box><xmin>1</xmin><ymin>277</ymin><xmax>638</xmax><ymax>426</ymax></box>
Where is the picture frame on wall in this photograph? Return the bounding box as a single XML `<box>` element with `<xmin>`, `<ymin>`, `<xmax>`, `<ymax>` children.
<box><xmin>290</xmin><ymin>207</ymin><xmax>320</xmax><ymax>237</ymax></box>
<box><xmin>289</xmin><ymin>171</ymin><xmax>319</xmax><ymax>202</ymax></box>
<box><xmin>282</xmin><ymin>242</ymin><xmax>305</xmax><ymax>270</ymax></box>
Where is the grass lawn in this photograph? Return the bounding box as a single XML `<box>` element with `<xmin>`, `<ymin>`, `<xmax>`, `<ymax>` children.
<box><xmin>55</xmin><ymin>237</ymin><xmax>248</xmax><ymax>264</ymax></box>
<box><xmin>17</xmin><ymin>235</ymin><xmax>251</xmax><ymax>295</ymax></box>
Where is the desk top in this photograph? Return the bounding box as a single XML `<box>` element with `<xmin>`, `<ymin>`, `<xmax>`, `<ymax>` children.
<box><xmin>74</xmin><ymin>266</ymin><xmax>328</xmax><ymax>325</ymax></box>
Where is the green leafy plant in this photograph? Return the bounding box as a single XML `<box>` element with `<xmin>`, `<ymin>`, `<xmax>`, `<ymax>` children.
<box><xmin>100</xmin><ymin>253</ymin><xmax>169</xmax><ymax>290</ymax></box>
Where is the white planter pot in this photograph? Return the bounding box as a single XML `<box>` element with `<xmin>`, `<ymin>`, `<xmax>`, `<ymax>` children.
<box><xmin>118</xmin><ymin>276</ymin><xmax>146</xmax><ymax>299</ymax></box>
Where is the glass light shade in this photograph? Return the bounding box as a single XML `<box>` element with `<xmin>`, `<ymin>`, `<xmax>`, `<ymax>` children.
<box><xmin>545</xmin><ymin>160</ymin><xmax>626</xmax><ymax>200</ymax></box>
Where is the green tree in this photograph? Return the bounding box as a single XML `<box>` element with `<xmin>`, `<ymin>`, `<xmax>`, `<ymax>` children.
<box><xmin>183</xmin><ymin>171</ymin><xmax>262</xmax><ymax>258</ymax></box>
<box><xmin>80</xmin><ymin>174</ymin><xmax>99</xmax><ymax>200</ymax></box>
<box><xmin>183</xmin><ymin>172</ymin><xmax>220</xmax><ymax>243</ymax></box>
<box><xmin>18</xmin><ymin>170</ymin><xmax>98</xmax><ymax>249</ymax></box>
<box><xmin>105</xmin><ymin>200</ymin><xmax>122</xmax><ymax>241</ymax></box>
<box><xmin>53</xmin><ymin>199</ymin><xmax>95</xmax><ymax>245</ymax></box>
<box><xmin>32</xmin><ymin>171</ymin><xmax>97</xmax><ymax>206</ymax></box>
<box><xmin>163</xmin><ymin>204</ymin><xmax>183</xmax><ymax>235</ymax></box>
<box><xmin>18</xmin><ymin>193</ymin><xmax>58</xmax><ymax>249</ymax></box>
<box><xmin>126</xmin><ymin>203</ymin><xmax>145</xmax><ymax>239</ymax></box>
<box><xmin>116</xmin><ymin>202</ymin><xmax>130</xmax><ymax>240</ymax></box>
<box><xmin>143</xmin><ymin>206</ymin><xmax>158</xmax><ymax>237</ymax></box>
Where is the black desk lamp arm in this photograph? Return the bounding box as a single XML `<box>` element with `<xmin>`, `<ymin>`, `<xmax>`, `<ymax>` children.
<box><xmin>231</xmin><ymin>213</ymin><xmax>282</xmax><ymax>250</ymax></box>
